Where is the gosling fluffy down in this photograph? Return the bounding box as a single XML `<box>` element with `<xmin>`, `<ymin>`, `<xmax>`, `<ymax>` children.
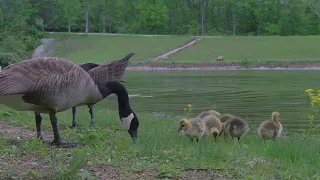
<box><xmin>203</xmin><ymin>115</ymin><xmax>222</xmax><ymax>141</ymax></box>
<box><xmin>178</xmin><ymin>117</ymin><xmax>205</xmax><ymax>142</ymax></box>
<box><xmin>258</xmin><ymin>111</ymin><xmax>282</xmax><ymax>140</ymax></box>
<box><xmin>219</xmin><ymin>114</ymin><xmax>235</xmax><ymax>136</ymax></box>
<box><xmin>197</xmin><ymin>110</ymin><xmax>221</xmax><ymax>119</ymax></box>
<box><xmin>224</xmin><ymin>116</ymin><xmax>249</xmax><ymax>140</ymax></box>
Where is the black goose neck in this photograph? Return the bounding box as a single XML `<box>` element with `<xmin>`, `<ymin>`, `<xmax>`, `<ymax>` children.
<box><xmin>105</xmin><ymin>81</ymin><xmax>132</xmax><ymax>114</ymax></box>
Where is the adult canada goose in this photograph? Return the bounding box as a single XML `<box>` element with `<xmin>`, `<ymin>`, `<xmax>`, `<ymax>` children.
<box><xmin>258</xmin><ymin>111</ymin><xmax>282</xmax><ymax>141</ymax></box>
<box><xmin>70</xmin><ymin>53</ymin><xmax>134</xmax><ymax>129</ymax></box>
<box><xmin>0</xmin><ymin>57</ymin><xmax>139</xmax><ymax>147</ymax></box>
<box><xmin>202</xmin><ymin>115</ymin><xmax>222</xmax><ymax>141</ymax></box>
<box><xmin>178</xmin><ymin>117</ymin><xmax>205</xmax><ymax>142</ymax></box>
<box><xmin>224</xmin><ymin>116</ymin><xmax>249</xmax><ymax>141</ymax></box>
<box><xmin>197</xmin><ymin>110</ymin><xmax>220</xmax><ymax>119</ymax></box>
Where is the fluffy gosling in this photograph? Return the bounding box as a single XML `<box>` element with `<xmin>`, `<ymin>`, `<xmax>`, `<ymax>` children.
<box><xmin>203</xmin><ymin>115</ymin><xmax>222</xmax><ymax>141</ymax></box>
<box><xmin>197</xmin><ymin>110</ymin><xmax>220</xmax><ymax>119</ymax></box>
<box><xmin>178</xmin><ymin>117</ymin><xmax>205</xmax><ymax>142</ymax></box>
<box><xmin>258</xmin><ymin>111</ymin><xmax>282</xmax><ymax>141</ymax></box>
<box><xmin>218</xmin><ymin>114</ymin><xmax>235</xmax><ymax>137</ymax></box>
<box><xmin>224</xmin><ymin>116</ymin><xmax>249</xmax><ymax>141</ymax></box>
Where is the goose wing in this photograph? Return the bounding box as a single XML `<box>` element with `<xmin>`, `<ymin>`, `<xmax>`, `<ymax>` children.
<box><xmin>79</xmin><ymin>63</ymin><xmax>99</xmax><ymax>72</ymax></box>
<box><xmin>0</xmin><ymin>57</ymin><xmax>89</xmax><ymax>96</ymax></box>
<box><xmin>87</xmin><ymin>52</ymin><xmax>134</xmax><ymax>84</ymax></box>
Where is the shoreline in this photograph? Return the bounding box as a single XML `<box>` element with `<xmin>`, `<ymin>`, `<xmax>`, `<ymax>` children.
<box><xmin>126</xmin><ymin>62</ymin><xmax>320</xmax><ymax>71</ymax></box>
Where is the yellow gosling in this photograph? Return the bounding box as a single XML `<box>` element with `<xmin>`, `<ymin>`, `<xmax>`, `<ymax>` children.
<box><xmin>258</xmin><ymin>111</ymin><xmax>282</xmax><ymax>141</ymax></box>
<box><xmin>178</xmin><ymin>117</ymin><xmax>205</xmax><ymax>143</ymax></box>
<box><xmin>197</xmin><ymin>110</ymin><xmax>220</xmax><ymax>119</ymax></box>
<box><xmin>203</xmin><ymin>114</ymin><xmax>222</xmax><ymax>141</ymax></box>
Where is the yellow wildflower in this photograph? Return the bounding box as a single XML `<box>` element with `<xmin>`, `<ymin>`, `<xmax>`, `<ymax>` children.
<box><xmin>305</xmin><ymin>89</ymin><xmax>314</xmax><ymax>93</ymax></box>
<box><xmin>188</xmin><ymin>104</ymin><xmax>192</xmax><ymax>108</ymax></box>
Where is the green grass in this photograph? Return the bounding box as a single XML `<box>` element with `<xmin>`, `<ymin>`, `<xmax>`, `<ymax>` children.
<box><xmin>46</xmin><ymin>34</ymin><xmax>193</xmax><ymax>64</ymax></box>
<box><xmin>45</xmin><ymin>34</ymin><xmax>320</xmax><ymax>65</ymax></box>
<box><xmin>1</xmin><ymin>106</ymin><xmax>320</xmax><ymax>179</ymax></box>
<box><xmin>162</xmin><ymin>36</ymin><xmax>320</xmax><ymax>63</ymax></box>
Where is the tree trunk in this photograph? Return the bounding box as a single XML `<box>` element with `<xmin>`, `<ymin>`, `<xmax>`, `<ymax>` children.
<box><xmin>68</xmin><ymin>7</ymin><xmax>71</xmax><ymax>33</ymax></box>
<box><xmin>225</xmin><ymin>8</ymin><xmax>229</xmax><ymax>35</ymax></box>
<box><xmin>257</xmin><ymin>26</ymin><xmax>260</xmax><ymax>36</ymax></box>
<box><xmin>85</xmin><ymin>0</ymin><xmax>90</xmax><ymax>34</ymax></box>
<box><xmin>109</xmin><ymin>8</ymin><xmax>112</xmax><ymax>33</ymax></box>
<box><xmin>200</xmin><ymin>0</ymin><xmax>204</xmax><ymax>35</ymax></box>
<box><xmin>232</xmin><ymin>10</ymin><xmax>236</xmax><ymax>36</ymax></box>
<box><xmin>102</xmin><ymin>2</ymin><xmax>106</xmax><ymax>33</ymax></box>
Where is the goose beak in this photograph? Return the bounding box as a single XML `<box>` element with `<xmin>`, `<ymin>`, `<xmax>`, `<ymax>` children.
<box><xmin>178</xmin><ymin>127</ymin><xmax>182</xmax><ymax>132</ymax></box>
<box><xmin>128</xmin><ymin>130</ymin><xmax>137</xmax><ymax>143</ymax></box>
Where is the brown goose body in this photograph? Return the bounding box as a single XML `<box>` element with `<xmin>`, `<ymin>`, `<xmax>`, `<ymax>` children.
<box><xmin>0</xmin><ymin>57</ymin><xmax>108</xmax><ymax>146</ymax></box>
<box><xmin>0</xmin><ymin>57</ymin><xmax>102</xmax><ymax>113</ymax></box>
<box><xmin>70</xmin><ymin>53</ymin><xmax>134</xmax><ymax>128</ymax></box>
<box><xmin>0</xmin><ymin>56</ymin><xmax>140</xmax><ymax>146</ymax></box>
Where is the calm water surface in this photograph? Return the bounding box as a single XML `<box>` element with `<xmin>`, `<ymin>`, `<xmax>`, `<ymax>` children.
<box><xmin>97</xmin><ymin>70</ymin><xmax>320</xmax><ymax>133</ymax></box>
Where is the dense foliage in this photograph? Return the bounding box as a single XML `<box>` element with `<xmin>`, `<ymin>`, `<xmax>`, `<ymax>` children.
<box><xmin>0</xmin><ymin>0</ymin><xmax>320</xmax><ymax>66</ymax></box>
<box><xmin>36</xmin><ymin>0</ymin><xmax>320</xmax><ymax>36</ymax></box>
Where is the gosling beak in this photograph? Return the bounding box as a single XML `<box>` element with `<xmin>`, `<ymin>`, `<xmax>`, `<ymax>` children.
<box><xmin>128</xmin><ymin>130</ymin><xmax>137</xmax><ymax>143</ymax></box>
<box><xmin>178</xmin><ymin>127</ymin><xmax>182</xmax><ymax>132</ymax></box>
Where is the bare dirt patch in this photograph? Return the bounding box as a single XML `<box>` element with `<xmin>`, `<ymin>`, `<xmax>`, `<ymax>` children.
<box><xmin>0</xmin><ymin>120</ymin><xmax>36</xmax><ymax>140</ymax></box>
<box><xmin>85</xmin><ymin>165</ymin><xmax>157</xmax><ymax>180</ymax></box>
<box><xmin>176</xmin><ymin>169</ymin><xmax>233</xmax><ymax>180</ymax></box>
<box><xmin>0</xmin><ymin>155</ymin><xmax>50</xmax><ymax>180</ymax></box>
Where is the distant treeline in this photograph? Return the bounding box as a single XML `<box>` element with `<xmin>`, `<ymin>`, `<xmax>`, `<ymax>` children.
<box><xmin>0</xmin><ymin>0</ymin><xmax>320</xmax><ymax>66</ymax></box>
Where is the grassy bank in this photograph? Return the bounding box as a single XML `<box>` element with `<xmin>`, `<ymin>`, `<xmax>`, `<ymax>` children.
<box><xmin>1</xmin><ymin>106</ymin><xmax>320</xmax><ymax>179</ymax></box>
<box><xmin>44</xmin><ymin>34</ymin><xmax>320</xmax><ymax>67</ymax></box>
<box><xmin>165</xmin><ymin>36</ymin><xmax>320</xmax><ymax>63</ymax></box>
<box><xmin>46</xmin><ymin>34</ymin><xmax>192</xmax><ymax>64</ymax></box>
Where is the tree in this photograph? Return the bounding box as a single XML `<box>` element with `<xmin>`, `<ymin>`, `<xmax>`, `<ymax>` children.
<box><xmin>84</xmin><ymin>0</ymin><xmax>90</xmax><ymax>33</ymax></box>
<box><xmin>310</xmin><ymin>0</ymin><xmax>320</xmax><ymax>19</ymax></box>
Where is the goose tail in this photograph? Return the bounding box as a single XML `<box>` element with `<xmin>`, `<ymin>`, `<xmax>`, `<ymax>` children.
<box><xmin>121</xmin><ymin>52</ymin><xmax>135</xmax><ymax>62</ymax></box>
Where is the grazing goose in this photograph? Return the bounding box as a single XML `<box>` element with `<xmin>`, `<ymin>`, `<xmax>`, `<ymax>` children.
<box><xmin>203</xmin><ymin>115</ymin><xmax>222</xmax><ymax>141</ymax></box>
<box><xmin>178</xmin><ymin>117</ymin><xmax>205</xmax><ymax>142</ymax></box>
<box><xmin>219</xmin><ymin>113</ymin><xmax>235</xmax><ymax>137</ymax></box>
<box><xmin>70</xmin><ymin>53</ymin><xmax>134</xmax><ymax>129</ymax></box>
<box><xmin>197</xmin><ymin>110</ymin><xmax>220</xmax><ymax>119</ymax></box>
<box><xmin>224</xmin><ymin>116</ymin><xmax>249</xmax><ymax>141</ymax></box>
<box><xmin>258</xmin><ymin>111</ymin><xmax>282</xmax><ymax>141</ymax></box>
<box><xmin>0</xmin><ymin>57</ymin><xmax>139</xmax><ymax>147</ymax></box>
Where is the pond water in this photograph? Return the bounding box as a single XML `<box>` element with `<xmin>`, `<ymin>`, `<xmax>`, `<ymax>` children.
<box><xmin>97</xmin><ymin>70</ymin><xmax>320</xmax><ymax>133</ymax></box>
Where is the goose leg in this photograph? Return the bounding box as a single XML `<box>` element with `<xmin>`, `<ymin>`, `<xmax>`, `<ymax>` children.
<box><xmin>50</xmin><ymin>113</ymin><xmax>78</xmax><ymax>147</ymax></box>
<box><xmin>88</xmin><ymin>104</ymin><xmax>95</xmax><ymax>129</ymax></box>
<box><xmin>69</xmin><ymin>107</ymin><xmax>77</xmax><ymax>129</ymax></box>
<box><xmin>34</xmin><ymin>112</ymin><xmax>43</xmax><ymax>141</ymax></box>
<box><xmin>189</xmin><ymin>137</ymin><xmax>194</xmax><ymax>142</ymax></box>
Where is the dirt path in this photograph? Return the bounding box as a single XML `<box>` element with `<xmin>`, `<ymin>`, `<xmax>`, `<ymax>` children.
<box><xmin>149</xmin><ymin>38</ymin><xmax>203</xmax><ymax>61</ymax></box>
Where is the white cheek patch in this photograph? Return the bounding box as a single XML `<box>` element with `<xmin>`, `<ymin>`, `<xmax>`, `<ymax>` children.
<box><xmin>121</xmin><ymin>113</ymin><xmax>134</xmax><ymax>130</ymax></box>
